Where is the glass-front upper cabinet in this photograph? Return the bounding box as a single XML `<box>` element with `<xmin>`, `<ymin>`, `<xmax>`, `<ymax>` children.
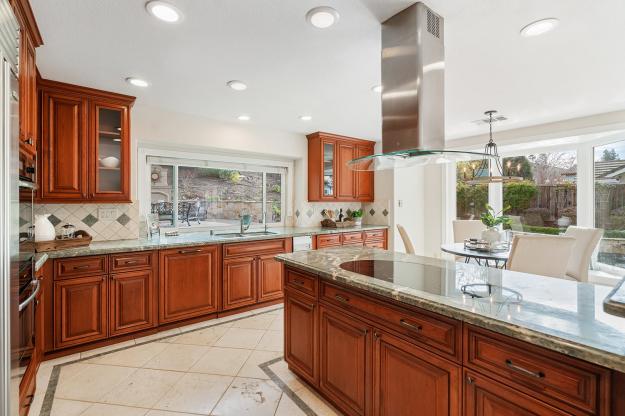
<box><xmin>323</xmin><ymin>141</ymin><xmax>335</xmax><ymax>198</ymax></box>
<box><xmin>90</xmin><ymin>102</ymin><xmax>131</xmax><ymax>201</ymax></box>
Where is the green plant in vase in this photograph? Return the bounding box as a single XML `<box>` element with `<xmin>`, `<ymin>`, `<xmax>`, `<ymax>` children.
<box><xmin>351</xmin><ymin>209</ymin><xmax>363</xmax><ymax>225</ymax></box>
<box><xmin>480</xmin><ymin>204</ymin><xmax>511</xmax><ymax>243</ymax></box>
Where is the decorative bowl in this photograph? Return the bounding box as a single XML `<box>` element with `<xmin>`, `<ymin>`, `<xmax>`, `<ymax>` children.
<box><xmin>100</xmin><ymin>156</ymin><xmax>120</xmax><ymax>168</ymax></box>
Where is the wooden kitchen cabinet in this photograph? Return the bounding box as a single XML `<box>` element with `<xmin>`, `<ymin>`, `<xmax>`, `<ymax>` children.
<box><xmin>285</xmin><ymin>288</ymin><xmax>319</xmax><ymax>386</ymax></box>
<box><xmin>38</xmin><ymin>79</ymin><xmax>135</xmax><ymax>203</ymax></box>
<box><xmin>257</xmin><ymin>253</ymin><xmax>284</xmax><ymax>302</ymax></box>
<box><xmin>308</xmin><ymin>132</ymin><xmax>375</xmax><ymax>202</ymax></box>
<box><xmin>159</xmin><ymin>245</ymin><xmax>220</xmax><ymax>324</ymax></box>
<box><xmin>319</xmin><ymin>304</ymin><xmax>372</xmax><ymax>416</ymax></box>
<box><xmin>223</xmin><ymin>256</ymin><xmax>257</xmax><ymax>310</ymax></box>
<box><xmin>110</xmin><ymin>269</ymin><xmax>156</xmax><ymax>336</ymax></box>
<box><xmin>373</xmin><ymin>329</ymin><xmax>460</xmax><ymax>416</ymax></box>
<box><xmin>54</xmin><ymin>275</ymin><xmax>108</xmax><ymax>349</ymax></box>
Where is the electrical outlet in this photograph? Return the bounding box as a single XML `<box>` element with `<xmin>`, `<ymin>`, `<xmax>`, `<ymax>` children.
<box><xmin>98</xmin><ymin>207</ymin><xmax>118</xmax><ymax>221</ymax></box>
<box><xmin>398</xmin><ymin>200</ymin><xmax>403</xmax><ymax>208</ymax></box>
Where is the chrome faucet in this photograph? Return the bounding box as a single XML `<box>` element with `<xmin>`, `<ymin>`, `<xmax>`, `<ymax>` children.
<box><xmin>240</xmin><ymin>214</ymin><xmax>251</xmax><ymax>234</ymax></box>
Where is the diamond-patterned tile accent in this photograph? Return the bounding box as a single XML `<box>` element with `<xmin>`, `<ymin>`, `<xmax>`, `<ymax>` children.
<box><xmin>382</xmin><ymin>209</ymin><xmax>389</xmax><ymax>217</ymax></box>
<box><xmin>306</xmin><ymin>209</ymin><xmax>313</xmax><ymax>218</ymax></box>
<box><xmin>369</xmin><ymin>209</ymin><xmax>375</xmax><ymax>216</ymax></box>
<box><xmin>295</xmin><ymin>210</ymin><xmax>300</xmax><ymax>218</ymax></box>
<box><xmin>117</xmin><ymin>213</ymin><xmax>131</xmax><ymax>226</ymax></box>
<box><xmin>82</xmin><ymin>214</ymin><xmax>98</xmax><ymax>227</ymax></box>
<box><xmin>48</xmin><ymin>214</ymin><xmax>61</xmax><ymax>226</ymax></box>
<box><xmin>19</xmin><ymin>217</ymin><xmax>28</xmax><ymax>227</ymax></box>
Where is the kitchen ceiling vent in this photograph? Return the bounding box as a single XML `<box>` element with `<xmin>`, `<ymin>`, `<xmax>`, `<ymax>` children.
<box><xmin>426</xmin><ymin>9</ymin><xmax>440</xmax><ymax>38</ymax></box>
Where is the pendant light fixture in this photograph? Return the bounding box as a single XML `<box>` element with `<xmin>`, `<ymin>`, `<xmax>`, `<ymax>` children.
<box><xmin>465</xmin><ymin>110</ymin><xmax>523</xmax><ymax>184</ymax></box>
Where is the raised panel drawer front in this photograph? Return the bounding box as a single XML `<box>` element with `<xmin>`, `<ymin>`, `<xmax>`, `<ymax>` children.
<box><xmin>464</xmin><ymin>325</ymin><xmax>610</xmax><ymax>415</ymax></box>
<box><xmin>321</xmin><ymin>282</ymin><xmax>460</xmax><ymax>361</ymax></box>
<box><xmin>317</xmin><ymin>233</ymin><xmax>342</xmax><ymax>248</ymax></box>
<box><xmin>363</xmin><ymin>229</ymin><xmax>385</xmax><ymax>241</ymax></box>
<box><xmin>55</xmin><ymin>256</ymin><xmax>108</xmax><ymax>280</ymax></box>
<box><xmin>363</xmin><ymin>240</ymin><xmax>385</xmax><ymax>249</ymax></box>
<box><xmin>223</xmin><ymin>238</ymin><xmax>289</xmax><ymax>258</ymax></box>
<box><xmin>285</xmin><ymin>268</ymin><xmax>318</xmax><ymax>298</ymax></box>
<box><xmin>111</xmin><ymin>251</ymin><xmax>154</xmax><ymax>272</ymax></box>
<box><xmin>341</xmin><ymin>231</ymin><xmax>363</xmax><ymax>245</ymax></box>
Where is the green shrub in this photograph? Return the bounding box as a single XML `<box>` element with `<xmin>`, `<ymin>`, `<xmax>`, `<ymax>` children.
<box><xmin>456</xmin><ymin>182</ymin><xmax>488</xmax><ymax>218</ymax></box>
<box><xmin>604</xmin><ymin>230</ymin><xmax>625</xmax><ymax>239</ymax></box>
<box><xmin>503</xmin><ymin>181</ymin><xmax>537</xmax><ymax>213</ymax></box>
<box><xmin>522</xmin><ymin>225</ymin><xmax>560</xmax><ymax>235</ymax></box>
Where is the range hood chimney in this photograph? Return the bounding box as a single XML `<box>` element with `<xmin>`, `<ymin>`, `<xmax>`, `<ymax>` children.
<box><xmin>348</xmin><ymin>2</ymin><xmax>491</xmax><ymax>171</ymax></box>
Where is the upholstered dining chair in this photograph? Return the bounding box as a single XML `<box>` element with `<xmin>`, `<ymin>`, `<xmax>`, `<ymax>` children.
<box><xmin>397</xmin><ymin>224</ymin><xmax>415</xmax><ymax>254</ymax></box>
<box><xmin>562</xmin><ymin>226</ymin><xmax>604</xmax><ymax>282</ymax></box>
<box><xmin>452</xmin><ymin>220</ymin><xmax>486</xmax><ymax>243</ymax></box>
<box><xmin>507</xmin><ymin>235</ymin><xmax>576</xmax><ymax>279</ymax></box>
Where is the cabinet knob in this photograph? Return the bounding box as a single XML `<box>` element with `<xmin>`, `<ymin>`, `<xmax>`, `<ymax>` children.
<box><xmin>25</xmin><ymin>137</ymin><xmax>33</xmax><ymax>145</ymax></box>
<box><xmin>466</xmin><ymin>376</ymin><xmax>475</xmax><ymax>385</ymax></box>
<box><xmin>374</xmin><ymin>332</ymin><xmax>380</xmax><ymax>339</ymax></box>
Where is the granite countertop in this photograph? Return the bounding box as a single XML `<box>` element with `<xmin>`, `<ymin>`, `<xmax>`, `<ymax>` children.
<box><xmin>276</xmin><ymin>247</ymin><xmax>625</xmax><ymax>372</ymax></box>
<box><xmin>33</xmin><ymin>225</ymin><xmax>388</xmax><ymax>270</ymax></box>
<box><xmin>604</xmin><ymin>278</ymin><xmax>625</xmax><ymax>318</ymax></box>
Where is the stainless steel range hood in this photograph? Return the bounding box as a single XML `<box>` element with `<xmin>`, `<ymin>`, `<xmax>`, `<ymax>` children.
<box><xmin>348</xmin><ymin>2</ymin><xmax>492</xmax><ymax>171</ymax></box>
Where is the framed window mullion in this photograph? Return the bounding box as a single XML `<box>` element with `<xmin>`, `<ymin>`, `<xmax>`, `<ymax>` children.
<box><xmin>172</xmin><ymin>165</ymin><xmax>179</xmax><ymax>228</ymax></box>
<box><xmin>262</xmin><ymin>172</ymin><xmax>267</xmax><ymax>226</ymax></box>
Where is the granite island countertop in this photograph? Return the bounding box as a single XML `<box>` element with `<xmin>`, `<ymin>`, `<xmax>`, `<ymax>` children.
<box><xmin>276</xmin><ymin>247</ymin><xmax>625</xmax><ymax>372</ymax></box>
<box><xmin>33</xmin><ymin>225</ymin><xmax>388</xmax><ymax>270</ymax></box>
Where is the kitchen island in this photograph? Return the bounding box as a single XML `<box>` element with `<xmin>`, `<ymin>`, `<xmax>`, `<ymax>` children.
<box><xmin>276</xmin><ymin>247</ymin><xmax>625</xmax><ymax>416</ymax></box>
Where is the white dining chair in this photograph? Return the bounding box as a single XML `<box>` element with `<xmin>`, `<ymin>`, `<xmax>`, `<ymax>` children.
<box><xmin>508</xmin><ymin>235</ymin><xmax>576</xmax><ymax>279</ymax></box>
<box><xmin>452</xmin><ymin>220</ymin><xmax>486</xmax><ymax>243</ymax></box>
<box><xmin>562</xmin><ymin>226</ymin><xmax>604</xmax><ymax>282</ymax></box>
<box><xmin>397</xmin><ymin>224</ymin><xmax>415</xmax><ymax>254</ymax></box>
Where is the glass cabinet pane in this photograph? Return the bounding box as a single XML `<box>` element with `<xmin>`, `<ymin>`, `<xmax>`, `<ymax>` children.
<box><xmin>323</xmin><ymin>142</ymin><xmax>334</xmax><ymax>197</ymax></box>
<box><xmin>97</xmin><ymin>108</ymin><xmax>122</xmax><ymax>192</ymax></box>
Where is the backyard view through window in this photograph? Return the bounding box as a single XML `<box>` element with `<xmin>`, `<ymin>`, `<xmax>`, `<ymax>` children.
<box><xmin>150</xmin><ymin>161</ymin><xmax>284</xmax><ymax>228</ymax></box>
<box><xmin>594</xmin><ymin>141</ymin><xmax>625</xmax><ymax>270</ymax></box>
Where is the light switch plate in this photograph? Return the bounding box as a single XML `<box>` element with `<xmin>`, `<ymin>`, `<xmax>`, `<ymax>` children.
<box><xmin>98</xmin><ymin>207</ymin><xmax>118</xmax><ymax>221</ymax></box>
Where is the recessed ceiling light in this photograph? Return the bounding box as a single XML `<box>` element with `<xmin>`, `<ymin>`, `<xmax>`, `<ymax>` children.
<box><xmin>227</xmin><ymin>80</ymin><xmax>248</xmax><ymax>91</ymax></box>
<box><xmin>237</xmin><ymin>115</ymin><xmax>251</xmax><ymax>121</ymax></box>
<box><xmin>520</xmin><ymin>18</ymin><xmax>559</xmax><ymax>37</ymax></box>
<box><xmin>299</xmin><ymin>115</ymin><xmax>312</xmax><ymax>121</ymax></box>
<box><xmin>145</xmin><ymin>1</ymin><xmax>182</xmax><ymax>23</ymax></box>
<box><xmin>371</xmin><ymin>85</ymin><xmax>383</xmax><ymax>93</ymax></box>
<box><xmin>125</xmin><ymin>77</ymin><xmax>149</xmax><ymax>87</ymax></box>
<box><xmin>306</xmin><ymin>6</ymin><xmax>340</xmax><ymax>29</ymax></box>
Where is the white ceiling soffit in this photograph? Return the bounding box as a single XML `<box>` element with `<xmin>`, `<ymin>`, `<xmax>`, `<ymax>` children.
<box><xmin>31</xmin><ymin>0</ymin><xmax>625</xmax><ymax>142</ymax></box>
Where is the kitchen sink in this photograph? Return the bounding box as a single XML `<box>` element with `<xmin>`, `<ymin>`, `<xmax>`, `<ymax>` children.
<box><xmin>215</xmin><ymin>231</ymin><xmax>278</xmax><ymax>238</ymax></box>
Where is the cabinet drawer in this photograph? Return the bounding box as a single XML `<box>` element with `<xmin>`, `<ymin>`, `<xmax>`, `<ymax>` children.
<box><xmin>285</xmin><ymin>269</ymin><xmax>318</xmax><ymax>298</ymax></box>
<box><xmin>363</xmin><ymin>240</ymin><xmax>385</xmax><ymax>249</ymax></box>
<box><xmin>111</xmin><ymin>251</ymin><xmax>155</xmax><ymax>272</ymax></box>
<box><xmin>224</xmin><ymin>238</ymin><xmax>289</xmax><ymax>258</ymax></box>
<box><xmin>320</xmin><ymin>282</ymin><xmax>460</xmax><ymax>360</ymax></box>
<box><xmin>341</xmin><ymin>231</ymin><xmax>363</xmax><ymax>245</ymax></box>
<box><xmin>55</xmin><ymin>256</ymin><xmax>108</xmax><ymax>279</ymax></box>
<box><xmin>363</xmin><ymin>229</ymin><xmax>385</xmax><ymax>241</ymax></box>
<box><xmin>316</xmin><ymin>234</ymin><xmax>341</xmax><ymax>248</ymax></box>
<box><xmin>464</xmin><ymin>325</ymin><xmax>610</xmax><ymax>415</ymax></box>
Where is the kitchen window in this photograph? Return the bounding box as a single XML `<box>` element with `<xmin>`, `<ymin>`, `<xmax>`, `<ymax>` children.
<box><xmin>147</xmin><ymin>155</ymin><xmax>287</xmax><ymax>229</ymax></box>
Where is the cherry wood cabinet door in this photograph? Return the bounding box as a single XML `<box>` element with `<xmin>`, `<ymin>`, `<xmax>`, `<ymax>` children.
<box><xmin>373</xmin><ymin>330</ymin><xmax>460</xmax><ymax>416</ymax></box>
<box><xmin>355</xmin><ymin>145</ymin><xmax>374</xmax><ymax>201</ymax></box>
<box><xmin>40</xmin><ymin>90</ymin><xmax>88</xmax><ymax>200</ymax></box>
<box><xmin>319</xmin><ymin>304</ymin><xmax>372</xmax><ymax>416</ymax></box>
<box><xmin>54</xmin><ymin>275</ymin><xmax>107</xmax><ymax>349</ymax></box>
<box><xmin>285</xmin><ymin>289</ymin><xmax>318</xmax><ymax>386</ymax></box>
<box><xmin>257</xmin><ymin>254</ymin><xmax>284</xmax><ymax>302</ymax></box>
<box><xmin>110</xmin><ymin>269</ymin><xmax>156</xmax><ymax>336</ymax></box>
<box><xmin>159</xmin><ymin>245</ymin><xmax>220</xmax><ymax>324</ymax></box>
<box><xmin>464</xmin><ymin>371</ymin><xmax>570</xmax><ymax>416</ymax></box>
<box><xmin>337</xmin><ymin>143</ymin><xmax>356</xmax><ymax>200</ymax></box>
<box><xmin>222</xmin><ymin>256</ymin><xmax>257</xmax><ymax>310</ymax></box>
<box><xmin>19</xmin><ymin>31</ymin><xmax>37</xmax><ymax>157</ymax></box>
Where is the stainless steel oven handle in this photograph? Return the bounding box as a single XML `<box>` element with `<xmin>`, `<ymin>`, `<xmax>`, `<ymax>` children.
<box><xmin>18</xmin><ymin>279</ymin><xmax>40</xmax><ymax>312</ymax></box>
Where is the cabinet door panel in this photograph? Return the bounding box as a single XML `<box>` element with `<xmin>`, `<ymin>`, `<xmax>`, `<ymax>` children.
<box><xmin>159</xmin><ymin>245</ymin><xmax>219</xmax><ymax>324</ymax></box>
<box><xmin>54</xmin><ymin>276</ymin><xmax>107</xmax><ymax>349</ymax></box>
<box><xmin>223</xmin><ymin>256</ymin><xmax>257</xmax><ymax>310</ymax></box>
<box><xmin>257</xmin><ymin>254</ymin><xmax>284</xmax><ymax>302</ymax></box>
<box><xmin>19</xmin><ymin>32</ymin><xmax>37</xmax><ymax>157</ymax></box>
<box><xmin>40</xmin><ymin>91</ymin><xmax>88</xmax><ymax>200</ymax></box>
<box><xmin>337</xmin><ymin>143</ymin><xmax>356</xmax><ymax>199</ymax></box>
<box><xmin>110</xmin><ymin>269</ymin><xmax>155</xmax><ymax>336</ymax></box>
<box><xmin>355</xmin><ymin>145</ymin><xmax>374</xmax><ymax>201</ymax></box>
<box><xmin>374</xmin><ymin>330</ymin><xmax>460</xmax><ymax>416</ymax></box>
<box><xmin>319</xmin><ymin>304</ymin><xmax>371</xmax><ymax>416</ymax></box>
<box><xmin>464</xmin><ymin>371</ymin><xmax>570</xmax><ymax>416</ymax></box>
<box><xmin>285</xmin><ymin>289</ymin><xmax>318</xmax><ymax>385</ymax></box>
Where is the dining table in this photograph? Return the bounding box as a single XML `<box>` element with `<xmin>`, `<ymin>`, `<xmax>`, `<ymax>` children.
<box><xmin>440</xmin><ymin>242</ymin><xmax>510</xmax><ymax>268</ymax></box>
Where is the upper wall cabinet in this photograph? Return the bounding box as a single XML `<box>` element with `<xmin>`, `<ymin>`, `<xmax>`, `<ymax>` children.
<box><xmin>307</xmin><ymin>132</ymin><xmax>375</xmax><ymax>202</ymax></box>
<box><xmin>38</xmin><ymin>79</ymin><xmax>135</xmax><ymax>203</ymax></box>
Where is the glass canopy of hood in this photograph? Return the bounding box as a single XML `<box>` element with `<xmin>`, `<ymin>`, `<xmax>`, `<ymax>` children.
<box><xmin>347</xmin><ymin>149</ymin><xmax>497</xmax><ymax>171</ymax></box>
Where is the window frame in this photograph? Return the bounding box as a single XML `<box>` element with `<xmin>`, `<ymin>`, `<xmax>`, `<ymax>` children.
<box><xmin>138</xmin><ymin>145</ymin><xmax>293</xmax><ymax>231</ymax></box>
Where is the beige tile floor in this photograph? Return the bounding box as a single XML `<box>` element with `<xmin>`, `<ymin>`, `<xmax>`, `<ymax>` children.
<box><xmin>30</xmin><ymin>305</ymin><xmax>342</xmax><ymax>416</ymax></box>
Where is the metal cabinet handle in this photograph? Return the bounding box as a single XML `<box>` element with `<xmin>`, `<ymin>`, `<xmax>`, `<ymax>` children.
<box><xmin>19</xmin><ymin>280</ymin><xmax>40</xmax><ymax>312</ymax></box>
<box><xmin>25</xmin><ymin>137</ymin><xmax>33</xmax><ymax>145</ymax></box>
<box><xmin>124</xmin><ymin>260</ymin><xmax>138</xmax><ymax>265</ymax></box>
<box><xmin>505</xmin><ymin>359</ymin><xmax>545</xmax><ymax>379</ymax></box>
<box><xmin>399</xmin><ymin>319</ymin><xmax>422</xmax><ymax>332</ymax></box>
<box><xmin>374</xmin><ymin>331</ymin><xmax>380</xmax><ymax>339</ymax></box>
<box><xmin>466</xmin><ymin>376</ymin><xmax>475</xmax><ymax>385</ymax></box>
<box><xmin>73</xmin><ymin>265</ymin><xmax>91</xmax><ymax>270</ymax></box>
<box><xmin>178</xmin><ymin>249</ymin><xmax>202</xmax><ymax>254</ymax></box>
<box><xmin>291</xmin><ymin>279</ymin><xmax>306</xmax><ymax>286</ymax></box>
<box><xmin>334</xmin><ymin>294</ymin><xmax>350</xmax><ymax>304</ymax></box>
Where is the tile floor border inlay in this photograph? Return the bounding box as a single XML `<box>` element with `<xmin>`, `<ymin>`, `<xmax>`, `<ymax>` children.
<box><xmin>36</xmin><ymin>305</ymin><xmax>322</xmax><ymax>416</ymax></box>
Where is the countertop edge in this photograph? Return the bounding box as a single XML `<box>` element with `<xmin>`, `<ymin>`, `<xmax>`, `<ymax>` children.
<box><xmin>604</xmin><ymin>278</ymin><xmax>625</xmax><ymax>318</ymax></box>
<box><xmin>277</xmin><ymin>256</ymin><xmax>625</xmax><ymax>373</ymax></box>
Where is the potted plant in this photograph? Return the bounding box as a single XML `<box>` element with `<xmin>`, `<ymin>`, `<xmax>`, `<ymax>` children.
<box><xmin>480</xmin><ymin>204</ymin><xmax>511</xmax><ymax>243</ymax></box>
<box><xmin>351</xmin><ymin>209</ymin><xmax>363</xmax><ymax>226</ymax></box>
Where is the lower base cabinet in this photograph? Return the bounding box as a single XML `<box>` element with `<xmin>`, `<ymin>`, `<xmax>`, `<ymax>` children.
<box><xmin>258</xmin><ymin>254</ymin><xmax>284</xmax><ymax>302</ymax></box>
<box><xmin>110</xmin><ymin>269</ymin><xmax>156</xmax><ymax>336</ymax></box>
<box><xmin>285</xmin><ymin>289</ymin><xmax>318</xmax><ymax>386</ymax></box>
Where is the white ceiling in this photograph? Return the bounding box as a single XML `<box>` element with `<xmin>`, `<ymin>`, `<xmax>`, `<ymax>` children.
<box><xmin>31</xmin><ymin>0</ymin><xmax>625</xmax><ymax>141</ymax></box>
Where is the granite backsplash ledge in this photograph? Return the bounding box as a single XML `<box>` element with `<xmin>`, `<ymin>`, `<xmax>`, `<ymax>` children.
<box><xmin>28</xmin><ymin>203</ymin><xmax>141</xmax><ymax>241</ymax></box>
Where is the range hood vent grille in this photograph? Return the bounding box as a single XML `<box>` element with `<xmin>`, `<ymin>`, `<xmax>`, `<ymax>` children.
<box><xmin>426</xmin><ymin>9</ymin><xmax>441</xmax><ymax>38</ymax></box>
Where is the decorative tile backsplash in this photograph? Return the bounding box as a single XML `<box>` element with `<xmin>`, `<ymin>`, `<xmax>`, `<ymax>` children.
<box><xmin>27</xmin><ymin>203</ymin><xmax>141</xmax><ymax>241</ymax></box>
<box><xmin>363</xmin><ymin>200</ymin><xmax>392</xmax><ymax>226</ymax></box>
<box><xmin>293</xmin><ymin>202</ymin><xmax>391</xmax><ymax>227</ymax></box>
